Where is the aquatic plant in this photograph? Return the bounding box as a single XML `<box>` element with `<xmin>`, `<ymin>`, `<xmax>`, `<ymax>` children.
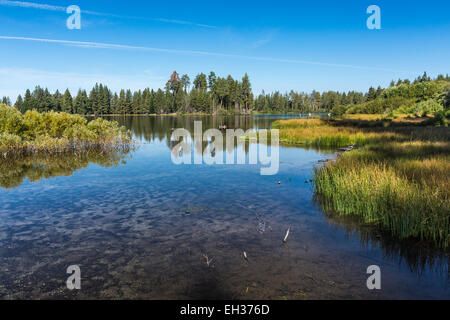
<box><xmin>275</xmin><ymin>116</ymin><xmax>450</xmax><ymax>247</ymax></box>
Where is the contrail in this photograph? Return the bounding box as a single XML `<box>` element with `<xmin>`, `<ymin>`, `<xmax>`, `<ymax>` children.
<box><xmin>0</xmin><ymin>0</ymin><xmax>65</xmax><ymax>11</ymax></box>
<box><xmin>0</xmin><ymin>0</ymin><xmax>217</xmax><ymax>28</ymax></box>
<box><xmin>0</xmin><ymin>35</ymin><xmax>408</xmax><ymax>72</ymax></box>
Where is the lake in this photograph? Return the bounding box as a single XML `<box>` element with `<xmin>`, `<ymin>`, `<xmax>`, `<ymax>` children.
<box><xmin>0</xmin><ymin>115</ymin><xmax>448</xmax><ymax>299</ymax></box>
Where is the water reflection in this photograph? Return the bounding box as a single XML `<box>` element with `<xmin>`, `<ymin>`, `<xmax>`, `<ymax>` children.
<box><xmin>0</xmin><ymin>151</ymin><xmax>132</xmax><ymax>189</ymax></box>
<box><xmin>320</xmin><ymin>208</ymin><xmax>449</xmax><ymax>277</ymax></box>
<box><xmin>111</xmin><ymin>115</ymin><xmax>276</xmax><ymax>145</ymax></box>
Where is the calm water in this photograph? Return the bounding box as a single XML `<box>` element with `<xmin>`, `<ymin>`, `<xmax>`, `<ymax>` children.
<box><xmin>0</xmin><ymin>115</ymin><xmax>448</xmax><ymax>300</ymax></box>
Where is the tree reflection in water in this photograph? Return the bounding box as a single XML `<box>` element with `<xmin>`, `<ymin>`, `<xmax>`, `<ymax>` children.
<box><xmin>0</xmin><ymin>149</ymin><xmax>133</xmax><ymax>189</ymax></box>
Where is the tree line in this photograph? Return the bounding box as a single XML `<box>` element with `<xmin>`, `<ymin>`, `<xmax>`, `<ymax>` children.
<box><xmin>3</xmin><ymin>71</ymin><xmax>449</xmax><ymax>115</ymax></box>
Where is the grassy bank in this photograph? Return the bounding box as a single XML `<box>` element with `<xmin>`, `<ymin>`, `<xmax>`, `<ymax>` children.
<box><xmin>0</xmin><ymin>104</ymin><xmax>133</xmax><ymax>157</ymax></box>
<box><xmin>274</xmin><ymin>116</ymin><xmax>449</xmax><ymax>247</ymax></box>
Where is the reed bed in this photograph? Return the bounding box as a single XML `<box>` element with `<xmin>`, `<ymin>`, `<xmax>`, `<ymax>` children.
<box><xmin>275</xmin><ymin>116</ymin><xmax>450</xmax><ymax>247</ymax></box>
<box><xmin>314</xmin><ymin>149</ymin><xmax>449</xmax><ymax>247</ymax></box>
<box><xmin>277</xmin><ymin>126</ymin><xmax>399</xmax><ymax>148</ymax></box>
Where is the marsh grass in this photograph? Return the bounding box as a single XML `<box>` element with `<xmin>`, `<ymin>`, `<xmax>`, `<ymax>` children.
<box><xmin>0</xmin><ymin>104</ymin><xmax>133</xmax><ymax>158</ymax></box>
<box><xmin>275</xmin><ymin>116</ymin><xmax>450</xmax><ymax>247</ymax></box>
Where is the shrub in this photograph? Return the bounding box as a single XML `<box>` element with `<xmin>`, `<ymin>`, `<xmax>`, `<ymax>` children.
<box><xmin>414</xmin><ymin>99</ymin><xmax>444</xmax><ymax>117</ymax></box>
<box><xmin>0</xmin><ymin>104</ymin><xmax>133</xmax><ymax>157</ymax></box>
<box><xmin>331</xmin><ymin>105</ymin><xmax>348</xmax><ymax>116</ymax></box>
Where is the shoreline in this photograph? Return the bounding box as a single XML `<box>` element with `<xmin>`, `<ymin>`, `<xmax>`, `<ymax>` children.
<box><xmin>273</xmin><ymin>117</ymin><xmax>449</xmax><ymax>248</ymax></box>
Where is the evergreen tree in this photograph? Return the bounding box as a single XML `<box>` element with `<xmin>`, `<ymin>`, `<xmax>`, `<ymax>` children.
<box><xmin>142</xmin><ymin>88</ymin><xmax>152</xmax><ymax>114</ymax></box>
<box><xmin>241</xmin><ymin>73</ymin><xmax>252</xmax><ymax>114</ymax></box>
<box><xmin>132</xmin><ymin>90</ymin><xmax>143</xmax><ymax>114</ymax></box>
<box><xmin>89</xmin><ymin>84</ymin><xmax>99</xmax><ymax>115</ymax></box>
<box><xmin>125</xmin><ymin>89</ymin><xmax>133</xmax><ymax>114</ymax></box>
<box><xmin>110</xmin><ymin>93</ymin><xmax>119</xmax><ymax>114</ymax></box>
<box><xmin>154</xmin><ymin>89</ymin><xmax>166</xmax><ymax>114</ymax></box>
<box><xmin>118</xmin><ymin>90</ymin><xmax>126</xmax><ymax>114</ymax></box>
<box><xmin>366</xmin><ymin>87</ymin><xmax>377</xmax><ymax>101</ymax></box>
<box><xmin>193</xmin><ymin>73</ymin><xmax>207</xmax><ymax>91</ymax></box>
<box><xmin>23</xmin><ymin>89</ymin><xmax>34</xmax><ymax>111</ymax></box>
<box><xmin>14</xmin><ymin>94</ymin><xmax>24</xmax><ymax>112</ymax></box>
<box><xmin>181</xmin><ymin>74</ymin><xmax>191</xmax><ymax>92</ymax></box>
<box><xmin>61</xmin><ymin>89</ymin><xmax>73</xmax><ymax>113</ymax></box>
<box><xmin>2</xmin><ymin>96</ymin><xmax>11</xmax><ymax>106</ymax></box>
<box><xmin>100</xmin><ymin>85</ymin><xmax>111</xmax><ymax>115</ymax></box>
<box><xmin>53</xmin><ymin>90</ymin><xmax>62</xmax><ymax>112</ymax></box>
<box><xmin>73</xmin><ymin>90</ymin><xmax>89</xmax><ymax>114</ymax></box>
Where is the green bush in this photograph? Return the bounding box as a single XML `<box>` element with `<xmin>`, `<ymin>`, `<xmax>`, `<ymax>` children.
<box><xmin>427</xmin><ymin>110</ymin><xmax>449</xmax><ymax>127</ymax></box>
<box><xmin>331</xmin><ymin>105</ymin><xmax>348</xmax><ymax>116</ymax></box>
<box><xmin>0</xmin><ymin>103</ymin><xmax>132</xmax><ymax>156</ymax></box>
<box><xmin>0</xmin><ymin>104</ymin><xmax>26</xmax><ymax>135</ymax></box>
<box><xmin>383</xmin><ymin>80</ymin><xmax>448</xmax><ymax>100</ymax></box>
<box><xmin>414</xmin><ymin>99</ymin><xmax>444</xmax><ymax>117</ymax></box>
<box><xmin>346</xmin><ymin>97</ymin><xmax>415</xmax><ymax>114</ymax></box>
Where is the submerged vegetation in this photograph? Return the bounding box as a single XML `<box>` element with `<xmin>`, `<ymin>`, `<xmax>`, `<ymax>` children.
<box><xmin>274</xmin><ymin>117</ymin><xmax>449</xmax><ymax>248</ymax></box>
<box><xmin>0</xmin><ymin>103</ymin><xmax>133</xmax><ymax>157</ymax></box>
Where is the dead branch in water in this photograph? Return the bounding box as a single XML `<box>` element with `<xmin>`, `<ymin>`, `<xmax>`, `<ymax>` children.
<box><xmin>283</xmin><ymin>227</ymin><xmax>291</xmax><ymax>243</ymax></box>
<box><xmin>243</xmin><ymin>251</ymin><xmax>248</xmax><ymax>261</ymax></box>
<box><xmin>203</xmin><ymin>254</ymin><xmax>214</xmax><ymax>267</ymax></box>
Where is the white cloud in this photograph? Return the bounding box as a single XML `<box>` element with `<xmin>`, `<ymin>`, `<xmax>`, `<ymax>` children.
<box><xmin>0</xmin><ymin>35</ymin><xmax>409</xmax><ymax>73</ymax></box>
<box><xmin>251</xmin><ymin>30</ymin><xmax>278</xmax><ymax>48</ymax></box>
<box><xmin>0</xmin><ymin>0</ymin><xmax>65</xmax><ymax>11</ymax></box>
<box><xmin>0</xmin><ymin>0</ymin><xmax>217</xmax><ymax>28</ymax></box>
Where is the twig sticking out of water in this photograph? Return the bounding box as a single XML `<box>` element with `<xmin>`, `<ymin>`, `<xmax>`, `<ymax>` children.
<box><xmin>203</xmin><ymin>254</ymin><xmax>214</xmax><ymax>267</ymax></box>
<box><xmin>283</xmin><ymin>227</ymin><xmax>291</xmax><ymax>243</ymax></box>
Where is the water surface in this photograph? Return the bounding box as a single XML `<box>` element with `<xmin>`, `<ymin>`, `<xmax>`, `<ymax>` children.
<box><xmin>0</xmin><ymin>115</ymin><xmax>448</xmax><ymax>300</ymax></box>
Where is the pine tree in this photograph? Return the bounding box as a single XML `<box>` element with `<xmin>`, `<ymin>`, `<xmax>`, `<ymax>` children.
<box><xmin>366</xmin><ymin>87</ymin><xmax>377</xmax><ymax>101</ymax></box>
<box><xmin>142</xmin><ymin>88</ymin><xmax>152</xmax><ymax>114</ymax></box>
<box><xmin>193</xmin><ymin>73</ymin><xmax>207</xmax><ymax>91</ymax></box>
<box><xmin>74</xmin><ymin>90</ymin><xmax>89</xmax><ymax>114</ymax></box>
<box><xmin>241</xmin><ymin>73</ymin><xmax>252</xmax><ymax>114</ymax></box>
<box><xmin>110</xmin><ymin>93</ymin><xmax>119</xmax><ymax>114</ymax></box>
<box><xmin>61</xmin><ymin>89</ymin><xmax>73</xmax><ymax>113</ymax></box>
<box><xmin>14</xmin><ymin>95</ymin><xmax>24</xmax><ymax>112</ymax></box>
<box><xmin>23</xmin><ymin>89</ymin><xmax>34</xmax><ymax>111</ymax></box>
<box><xmin>53</xmin><ymin>90</ymin><xmax>62</xmax><ymax>112</ymax></box>
<box><xmin>132</xmin><ymin>90</ymin><xmax>142</xmax><ymax>114</ymax></box>
<box><xmin>181</xmin><ymin>74</ymin><xmax>191</xmax><ymax>92</ymax></box>
<box><xmin>125</xmin><ymin>90</ymin><xmax>133</xmax><ymax>114</ymax></box>
<box><xmin>2</xmin><ymin>96</ymin><xmax>11</xmax><ymax>106</ymax></box>
<box><xmin>154</xmin><ymin>89</ymin><xmax>165</xmax><ymax>114</ymax></box>
<box><xmin>100</xmin><ymin>85</ymin><xmax>111</xmax><ymax>115</ymax></box>
<box><xmin>118</xmin><ymin>89</ymin><xmax>126</xmax><ymax>114</ymax></box>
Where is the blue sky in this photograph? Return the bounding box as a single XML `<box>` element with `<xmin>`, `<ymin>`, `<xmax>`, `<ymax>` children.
<box><xmin>0</xmin><ymin>0</ymin><xmax>449</xmax><ymax>100</ymax></box>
